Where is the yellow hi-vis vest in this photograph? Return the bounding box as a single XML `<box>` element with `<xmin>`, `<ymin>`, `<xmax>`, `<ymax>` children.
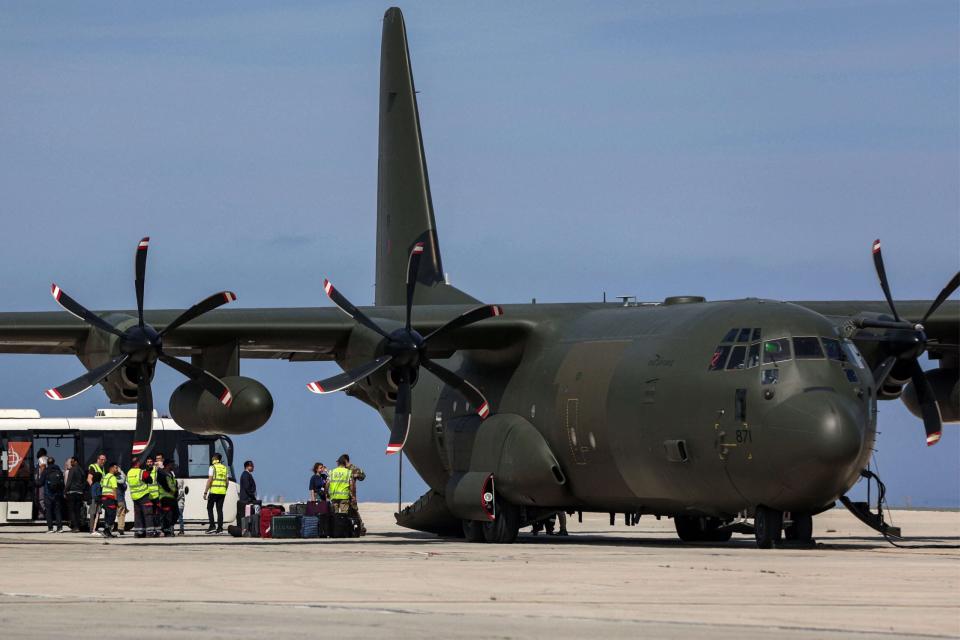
<box><xmin>128</xmin><ymin>467</ymin><xmax>149</xmax><ymax>501</ymax></box>
<box><xmin>158</xmin><ymin>471</ymin><xmax>176</xmax><ymax>500</ymax></box>
<box><xmin>101</xmin><ymin>473</ymin><xmax>118</xmax><ymax>499</ymax></box>
<box><xmin>88</xmin><ymin>463</ymin><xmax>104</xmax><ymax>481</ymax></box>
<box><xmin>210</xmin><ymin>463</ymin><xmax>228</xmax><ymax>495</ymax></box>
<box><xmin>148</xmin><ymin>467</ymin><xmax>160</xmax><ymax>500</ymax></box>
<box><xmin>328</xmin><ymin>466</ymin><xmax>352</xmax><ymax>501</ymax></box>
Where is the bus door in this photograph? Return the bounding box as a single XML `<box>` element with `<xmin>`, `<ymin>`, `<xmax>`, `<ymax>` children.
<box><xmin>0</xmin><ymin>431</ymin><xmax>34</xmax><ymax>522</ymax></box>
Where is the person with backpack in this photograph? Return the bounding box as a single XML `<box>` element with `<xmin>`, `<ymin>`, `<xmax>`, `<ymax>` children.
<box><xmin>37</xmin><ymin>456</ymin><xmax>64</xmax><ymax>533</ymax></box>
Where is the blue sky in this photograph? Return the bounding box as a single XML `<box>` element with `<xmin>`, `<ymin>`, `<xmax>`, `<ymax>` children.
<box><xmin>0</xmin><ymin>1</ymin><xmax>957</xmax><ymax>507</ymax></box>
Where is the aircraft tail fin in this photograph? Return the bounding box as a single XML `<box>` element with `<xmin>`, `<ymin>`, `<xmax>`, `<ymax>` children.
<box><xmin>375</xmin><ymin>7</ymin><xmax>478</xmax><ymax>307</ymax></box>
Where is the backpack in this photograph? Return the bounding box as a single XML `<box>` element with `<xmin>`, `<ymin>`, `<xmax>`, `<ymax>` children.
<box><xmin>46</xmin><ymin>468</ymin><xmax>64</xmax><ymax>493</ymax></box>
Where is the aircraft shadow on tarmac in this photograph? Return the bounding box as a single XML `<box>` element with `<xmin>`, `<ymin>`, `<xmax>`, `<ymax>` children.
<box><xmin>5</xmin><ymin>530</ymin><xmax>958</xmax><ymax>550</ymax></box>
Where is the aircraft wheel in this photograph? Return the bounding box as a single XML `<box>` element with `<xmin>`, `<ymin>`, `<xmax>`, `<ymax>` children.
<box><xmin>754</xmin><ymin>506</ymin><xmax>783</xmax><ymax>549</ymax></box>
<box><xmin>482</xmin><ymin>499</ymin><xmax>520</xmax><ymax>544</ymax></box>
<box><xmin>675</xmin><ymin>516</ymin><xmax>732</xmax><ymax>543</ymax></box>
<box><xmin>462</xmin><ymin>519</ymin><xmax>486</xmax><ymax>543</ymax></box>
<box><xmin>784</xmin><ymin>513</ymin><xmax>813</xmax><ymax>542</ymax></box>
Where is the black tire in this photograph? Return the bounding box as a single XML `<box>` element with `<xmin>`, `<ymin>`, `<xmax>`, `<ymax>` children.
<box><xmin>675</xmin><ymin>516</ymin><xmax>733</xmax><ymax>543</ymax></box>
<box><xmin>482</xmin><ymin>499</ymin><xmax>520</xmax><ymax>544</ymax></box>
<box><xmin>785</xmin><ymin>513</ymin><xmax>813</xmax><ymax>542</ymax></box>
<box><xmin>674</xmin><ymin>516</ymin><xmax>702</xmax><ymax>542</ymax></box>
<box><xmin>755</xmin><ymin>506</ymin><xmax>783</xmax><ymax>549</ymax></box>
<box><xmin>462</xmin><ymin>519</ymin><xmax>486</xmax><ymax>543</ymax></box>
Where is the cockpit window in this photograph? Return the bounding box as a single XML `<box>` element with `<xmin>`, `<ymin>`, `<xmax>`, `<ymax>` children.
<box><xmin>751</xmin><ymin>328</ymin><xmax>762</xmax><ymax>342</ymax></box>
<box><xmin>708</xmin><ymin>345</ymin><xmax>731</xmax><ymax>371</ymax></box>
<box><xmin>746</xmin><ymin>343</ymin><xmax>761</xmax><ymax>368</ymax></box>
<box><xmin>736</xmin><ymin>328</ymin><xmax>752</xmax><ymax>343</ymax></box>
<box><xmin>721</xmin><ymin>329</ymin><xmax>738</xmax><ymax>343</ymax></box>
<box><xmin>726</xmin><ymin>345</ymin><xmax>747</xmax><ymax>370</ymax></box>
<box><xmin>842</xmin><ymin>340</ymin><xmax>867</xmax><ymax>369</ymax></box>
<box><xmin>793</xmin><ymin>337</ymin><xmax>824</xmax><ymax>359</ymax></box>
<box><xmin>821</xmin><ymin>338</ymin><xmax>843</xmax><ymax>361</ymax></box>
<box><xmin>763</xmin><ymin>338</ymin><xmax>791</xmax><ymax>363</ymax></box>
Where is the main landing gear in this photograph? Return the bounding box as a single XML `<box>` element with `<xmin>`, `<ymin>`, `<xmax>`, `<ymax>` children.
<box><xmin>674</xmin><ymin>515</ymin><xmax>733</xmax><ymax>543</ymax></box>
<box><xmin>462</xmin><ymin>496</ymin><xmax>521</xmax><ymax>544</ymax></box>
<box><xmin>755</xmin><ymin>506</ymin><xmax>815</xmax><ymax>549</ymax></box>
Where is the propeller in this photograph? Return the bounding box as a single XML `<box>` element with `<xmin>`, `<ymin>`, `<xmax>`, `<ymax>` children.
<box><xmin>858</xmin><ymin>239</ymin><xmax>960</xmax><ymax>446</ymax></box>
<box><xmin>307</xmin><ymin>242</ymin><xmax>502</xmax><ymax>455</ymax></box>
<box><xmin>45</xmin><ymin>237</ymin><xmax>238</xmax><ymax>455</ymax></box>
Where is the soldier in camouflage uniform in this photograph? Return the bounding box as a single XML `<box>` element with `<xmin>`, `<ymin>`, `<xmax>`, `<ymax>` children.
<box><xmin>343</xmin><ymin>453</ymin><xmax>366</xmax><ymax>536</ymax></box>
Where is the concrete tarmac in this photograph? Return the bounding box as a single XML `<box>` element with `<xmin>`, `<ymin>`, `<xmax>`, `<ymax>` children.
<box><xmin>0</xmin><ymin>504</ymin><xmax>957</xmax><ymax>639</ymax></box>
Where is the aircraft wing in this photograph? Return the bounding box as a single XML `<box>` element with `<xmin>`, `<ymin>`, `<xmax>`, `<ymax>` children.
<box><xmin>793</xmin><ymin>300</ymin><xmax>960</xmax><ymax>353</ymax></box>
<box><xmin>0</xmin><ymin>305</ymin><xmax>532</xmax><ymax>361</ymax></box>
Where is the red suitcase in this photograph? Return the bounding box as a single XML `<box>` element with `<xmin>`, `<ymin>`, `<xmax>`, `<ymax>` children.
<box><xmin>259</xmin><ymin>506</ymin><xmax>284</xmax><ymax>538</ymax></box>
<box><xmin>306</xmin><ymin>500</ymin><xmax>331</xmax><ymax>516</ymax></box>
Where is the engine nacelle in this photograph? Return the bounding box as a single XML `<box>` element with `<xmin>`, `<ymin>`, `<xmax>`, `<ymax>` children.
<box><xmin>902</xmin><ymin>368</ymin><xmax>960</xmax><ymax>424</ymax></box>
<box><xmin>169</xmin><ymin>376</ymin><xmax>273</xmax><ymax>435</ymax></box>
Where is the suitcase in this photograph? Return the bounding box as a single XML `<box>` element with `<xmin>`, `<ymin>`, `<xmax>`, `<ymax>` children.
<box><xmin>288</xmin><ymin>502</ymin><xmax>307</xmax><ymax>516</ymax></box>
<box><xmin>259</xmin><ymin>506</ymin><xmax>284</xmax><ymax>538</ymax></box>
<box><xmin>306</xmin><ymin>500</ymin><xmax>331</xmax><ymax>516</ymax></box>
<box><xmin>245</xmin><ymin>503</ymin><xmax>261</xmax><ymax>519</ymax></box>
<box><xmin>271</xmin><ymin>515</ymin><xmax>302</xmax><ymax>539</ymax></box>
<box><xmin>242</xmin><ymin>515</ymin><xmax>259</xmax><ymax>537</ymax></box>
<box><xmin>317</xmin><ymin>513</ymin><xmax>333</xmax><ymax>538</ymax></box>
<box><xmin>301</xmin><ymin>515</ymin><xmax>320</xmax><ymax>538</ymax></box>
<box><xmin>332</xmin><ymin>513</ymin><xmax>358</xmax><ymax>538</ymax></box>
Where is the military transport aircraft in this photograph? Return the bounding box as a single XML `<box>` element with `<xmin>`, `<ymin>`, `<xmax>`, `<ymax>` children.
<box><xmin>0</xmin><ymin>8</ymin><xmax>957</xmax><ymax>548</ymax></box>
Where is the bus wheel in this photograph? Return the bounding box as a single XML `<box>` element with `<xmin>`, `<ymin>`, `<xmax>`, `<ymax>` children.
<box><xmin>462</xmin><ymin>519</ymin><xmax>486</xmax><ymax>543</ymax></box>
<box><xmin>482</xmin><ymin>498</ymin><xmax>520</xmax><ymax>544</ymax></box>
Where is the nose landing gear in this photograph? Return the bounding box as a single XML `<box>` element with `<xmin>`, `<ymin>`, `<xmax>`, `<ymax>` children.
<box><xmin>754</xmin><ymin>506</ymin><xmax>816</xmax><ymax>548</ymax></box>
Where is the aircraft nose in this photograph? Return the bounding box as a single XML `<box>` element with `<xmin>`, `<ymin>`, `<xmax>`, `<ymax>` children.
<box><xmin>762</xmin><ymin>390</ymin><xmax>866</xmax><ymax>509</ymax></box>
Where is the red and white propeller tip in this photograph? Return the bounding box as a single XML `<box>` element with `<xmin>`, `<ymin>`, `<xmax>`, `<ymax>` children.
<box><xmin>477</xmin><ymin>402</ymin><xmax>490</xmax><ymax>419</ymax></box>
<box><xmin>323</xmin><ymin>279</ymin><xmax>334</xmax><ymax>297</ymax></box>
<box><xmin>137</xmin><ymin>237</ymin><xmax>150</xmax><ymax>251</ymax></box>
<box><xmin>872</xmin><ymin>238</ymin><xmax>881</xmax><ymax>254</ymax></box>
<box><xmin>219</xmin><ymin>390</ymin><xmax>233</xmax><ymax>407</ymax></box>
<box><xmin>44</xmin><ymin>388</ymin><xmax>64</xmax><ymax>400</ymax></box>
<box><xmin>412</xmin><ymin>243</ymin><xmax>424</xmax><ymax>254</ymax></box>
<box><xmin>132</xmin><ymin>441</ymin><xmax>148</xmax><ymax>455</ymax></box>
<box><xmin>926</xmin><ymin>432</ymin><xmax>941</xmax><ymax>446</ymax></box>
<box><xmin>385</xmin><ymin>443</ymin><xmax>403</xmax><ymax>455</ymax></box>
<box><xmin>222</xmin><ymin>291</ymin><xmax>238</xmax><ymax>303</ymax></box>
<box><xmin>306</xmin><ymin>381</ymin><xmax>326</xmax><ymax>394</ymax></box>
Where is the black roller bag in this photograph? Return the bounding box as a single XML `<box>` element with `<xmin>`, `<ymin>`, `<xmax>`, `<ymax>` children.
<box><xmin>332</xmin><ymin>513</ymin><xmax>359</xmax><ymax>538</ymax></box>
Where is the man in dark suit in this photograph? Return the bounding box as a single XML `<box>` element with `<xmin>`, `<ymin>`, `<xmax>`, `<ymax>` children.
<box><xmin>237</xmin><ymin>460</ymin><xmax>258</xmax><ymax>526</ymax></box>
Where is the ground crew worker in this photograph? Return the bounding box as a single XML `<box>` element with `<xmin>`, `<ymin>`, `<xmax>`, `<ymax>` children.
<box><xmin>327</xmin><ymin>456</ymin><xmax>353</xmax><ymax>518</ymax></box>
<box><xmin>203</xmin><ymin>453</ymin><xmax>228</xmax><ymax>534</ymax></box>
<box><xmin>98</xmin><ymin>462</ymin><xmax>120</xmax><ymax>538</ymax></box>
<box><xmin>86</xmin><ymin>453</ymin><xmax>106</xmax><ymax>535</ymax></box>
<box><xmin>158</xmin><ymin>461</ymin><xmax>177</xmax><ymax>537</ymax></box>
<box><xmin>146</xmin><ymin>456</ymin><xmax>161</xmax><ymax>537</ymax></box>
<box><xmin>127</xmin><ymin>456</ymin><xmax>151</xmax><ymax>538</ymax></box>
<box><xmin>343</xmin><ymin>453</ymin><xmax>367</xmax><ymax>536</ymax></box>
<box><xmin>113</xmin><ymin>464</ymin><xmax>127</xmax><ymax>536</ymax></box>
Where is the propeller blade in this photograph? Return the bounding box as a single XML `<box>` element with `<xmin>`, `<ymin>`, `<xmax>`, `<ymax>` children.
<box><xmin>870</xmin><ymin>356</ymin><xmax>898</xmax><ymax>392</ymax></box>
<box><xmin>159</xmin><ymin>291</ymin><xmax>238</xmax><ymax>337</ymax></box>
<box><xmin>323</xmin><ymin>279</ymin><xmax>391</xmax><ymax>341</ymax></box>
<box><xmin>922</xmin><ymin>272</ymin><xmax>960</xmax><ymax>325</ymax></box>
<box><xmin>306</xmin><ymin>355</ymin><xmax>394</xmax><ymax>394</ymax></box>
<box><xmin>134</xmin><ymin>236</ymin><xmax>149</xmax><ymax>328</ymax></box>
<box><xmin>405</xmin><ymin>242</ymin><xmax>425</xmax><ymax>331</ymax></box>
<box><xmin>159</xmin><ymin>354</ymin><xmax>233</xmax><ymax>406</ymax></box>
<box><xmin>132</xmin><ymin>364</ymin><xmax>154</xmax><ymax>455</ymax></box>
<box><xmin>909</xmin><ymin>360</ymin><xmax>943</xmax><ymax>446</ymax></box>
<box><xmin>386</xmin><ymin>368</ymin><xmax>412</xmax><ymax>455</ymax></box>
<box><xmin>44</xmin><ymin>355</ymin><xmax>129</xmax><ymax>401</ymax></box>
<box><xmin>422</xmin><ymin>305</ymin><xmax>504</xmax><ymax>344</ymax></box>
<box><xmin>871</xmin><ymin>239</ymin><xmax>901</xmax><ymax>322</ymax></box>
<box><xmin>50</xmin><ymin>284</ymin><xmax>125</xmax><ymax>339</ymax></box>
<box><xmin>421</xmin><ymin>358</ymin><xmax>491</xmax><ymax>419</ymax></box>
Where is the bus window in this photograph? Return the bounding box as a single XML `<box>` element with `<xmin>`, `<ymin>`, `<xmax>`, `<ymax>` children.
<box><xmin>82</xmin><ymin>432</ymin><xmax>133</xmax><ymax>470</ymax></box>
<box><xmin>186</xmin><ymin>443</ymin><xmax>211</xmax><ymax>478</ymax></box>
<box><xmin>214</xmin><ymin>437</ymin><xmax>235</xmax><ymax>479</ymax></box>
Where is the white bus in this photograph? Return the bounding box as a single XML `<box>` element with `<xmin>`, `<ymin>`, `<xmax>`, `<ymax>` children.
<box><xmin>0</xmin><ymin>408</ymin><xmax>239</xmax><ymax>526</ymax></box>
